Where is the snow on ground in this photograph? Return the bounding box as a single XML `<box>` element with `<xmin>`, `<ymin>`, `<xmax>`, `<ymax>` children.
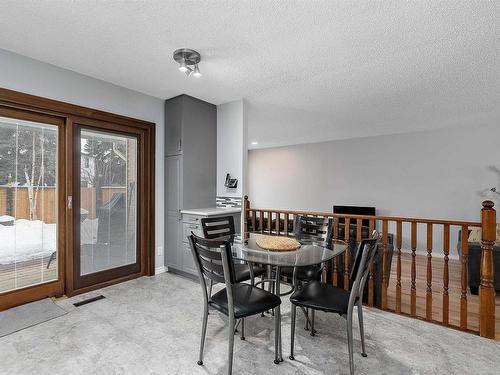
<box><xmin>0</xmin><ymin>220</ymin><xmax>56</xmax><ymax>264</ymax></box>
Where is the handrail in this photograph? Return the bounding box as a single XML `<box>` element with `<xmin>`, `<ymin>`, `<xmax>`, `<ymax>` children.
<box><xmin>245</xmin><ymin>207</ymin><xmax>481</xmax><ymax>227</ymax></box>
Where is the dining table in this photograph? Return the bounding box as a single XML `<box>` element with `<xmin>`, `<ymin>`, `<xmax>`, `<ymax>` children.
<box><xmin>232</xmin><ymin>233</ymin><xmax>348</xmax><ymax>362</ymax></box>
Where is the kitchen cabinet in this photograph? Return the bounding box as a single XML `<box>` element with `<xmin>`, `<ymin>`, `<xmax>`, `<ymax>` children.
<box><xmin>164</xmin><ymin>95</ymin><xmax>217</xmax><ymax>276</ymax></box>
<box><xmin>179</xmin><ymin>209</ymin><xmax>242</xmax><ymax>277</ymax></box>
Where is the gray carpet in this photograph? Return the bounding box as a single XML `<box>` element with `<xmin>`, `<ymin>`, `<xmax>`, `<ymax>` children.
<box><xmin>0</xmin><ymin>298</ymin><xmax>67</xmax><ymax>337</ymax></box>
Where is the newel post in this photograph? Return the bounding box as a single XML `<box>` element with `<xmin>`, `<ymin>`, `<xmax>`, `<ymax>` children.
<box><xmin>243</xmin><ymin>195</ymin><xmax>250</xmax><ymax>240</ymax></box>
<box><xmin>480</xmin><ymin>200</ymin><xmax>496</xmax><ymax>338</ymax></box>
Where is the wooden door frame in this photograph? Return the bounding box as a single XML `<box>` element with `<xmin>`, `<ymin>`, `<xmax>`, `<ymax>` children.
<box><xmin>0</xmin><ymin>88</ymin><xmax>155</xmax><ymax>305</ymax></box>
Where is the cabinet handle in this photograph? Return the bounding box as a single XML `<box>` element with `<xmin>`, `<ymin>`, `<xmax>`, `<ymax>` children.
<box><xmin>178</xmin><ymin>138</ymin><xmax>182</xmax><ymax>151</ymax></box>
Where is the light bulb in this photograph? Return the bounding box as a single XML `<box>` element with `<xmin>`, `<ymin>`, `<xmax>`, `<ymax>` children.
<box><xmin>193</xmin><ymin>64</ymin><xmax>202</xmax><ymax>77</ymax></box>
<box><xmin>178</xmin><ymin>60</ymin><xmax>188</xmax><ymax>73</ymax></box>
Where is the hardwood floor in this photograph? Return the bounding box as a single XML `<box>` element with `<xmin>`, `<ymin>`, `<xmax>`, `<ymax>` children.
<box><xmin>386</xmin><ymin>252</ymin><xmax>500</xmax><ymax>340</ymax></box>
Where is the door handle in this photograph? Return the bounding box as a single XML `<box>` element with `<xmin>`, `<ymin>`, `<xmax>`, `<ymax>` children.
<box><xmin>67</xmin><ymin>196</ymin><xmax>73</xmax><ymax>209</ymax></box>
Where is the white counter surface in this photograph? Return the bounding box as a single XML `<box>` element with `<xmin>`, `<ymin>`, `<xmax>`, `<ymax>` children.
<box><xmin>180</xmin><ymin>207</ymin><xmax>241</xmax><ymax>216</ymax></box>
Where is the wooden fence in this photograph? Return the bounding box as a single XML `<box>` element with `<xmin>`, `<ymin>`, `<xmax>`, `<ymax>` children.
<box><xmin>243</xmin><ymin>196</ymin><xmax>497</xmax><ymax>339</ymax></box>
<box><xmin>0</xmin><ymin>186</ymin><xmax>126</xmax><ymax>223</ymax></box>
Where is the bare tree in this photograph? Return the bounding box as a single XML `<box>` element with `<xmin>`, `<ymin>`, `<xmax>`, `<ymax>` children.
<box><xmin>23</xmin><ymin>132</ymin><xmax>45</xmax><ymax>220</ymax></box>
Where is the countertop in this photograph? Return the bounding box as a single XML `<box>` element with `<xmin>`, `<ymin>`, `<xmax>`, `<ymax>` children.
<box><xmin>180</xmin><ymin>207</ymin><xmax>242</xmax><ymax>216</ymax></box>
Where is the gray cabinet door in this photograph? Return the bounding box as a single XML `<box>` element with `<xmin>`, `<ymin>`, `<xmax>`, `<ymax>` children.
<box><xmin>165</xmin><ymin>96</ymin><xmax>183</xmax><ymax>156</ymax></box>
<box><xmin>165</xmin><ymin>156</ymin><xmax>182</xmax><ymax>269</ymax></box>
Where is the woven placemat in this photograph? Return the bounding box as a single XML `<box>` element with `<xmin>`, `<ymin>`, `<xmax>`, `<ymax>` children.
<box><xmin>255</xmin><ymin>235</ymin><xmax>301</xmax><ymax>252</ymax></box>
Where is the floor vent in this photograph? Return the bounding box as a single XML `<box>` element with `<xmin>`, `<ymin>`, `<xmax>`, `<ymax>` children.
<box><xmin>73</xmin><ymin>295</ymin><xmax>105</xmax><ymax>307</ymax></box>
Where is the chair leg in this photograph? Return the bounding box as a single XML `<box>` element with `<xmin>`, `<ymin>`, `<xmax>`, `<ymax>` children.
<box><xmin>208</xmin><ymin>279</ymin><xmax>213</xmax><ymax>299</ymax></box>
<box><xmin>347</xmin><ymin>306</ymin><xmax>355</xmax><ymax>375</ymax></box>
<box><xmin>207</xmin><ymin>279</ymin><xmax>213</xmax><ymax>315</ymax></box>
<box><xmin>310</xmin><ymin>309</ymin><xmax>316</xmax><ymax>336</ymax></box>
<box><xmin>274</xmin><ymin>304</ymin><xmax>282</xmax><ymax>364</ymax></box>
<box><xmin>240</xmin><ymin>318</ymin><xmax>245</xmax><ymax>340</ymax></box>
<box><xmin>289</xmin><ymin>304</ymin><xmax>296</xmax><ymax>360</ymax></box>
<box><xmin>357</xmin><ymin>300</ymin><xmax>367</xmax><ymax>357</ymax></box>
<box><xmin>197</xmin><ymin>303</ymin><xmax>209</xmax><ymax>366</ymax></box>
<box><xmin>260</xmin><ymin>274</ymin><xmax>266</xmax><ymax>317</ymax></box>
<box><xmin>304</xmin><ymin>307</ymin><xmax>309</xmax><ymax>330</ymax></box>
<box><xmin>270</xmin><ymin>267</ymin><xmax>275</xmax><ymax>316</ymax></box>
<box><xmin>47</xmin><ymin>251</ymin><xmax>56</xmax><ymax>269</ymax></box>
<box><xmin>228</xmin><ymin>315</ymin><xmax>235</xmax><ymax>375</ymax></box>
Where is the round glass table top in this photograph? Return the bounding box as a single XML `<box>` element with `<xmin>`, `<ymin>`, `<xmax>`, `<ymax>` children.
<box><xmin>232</xmin><ymin>233</ymin><xmax>348</xmax><ymax>267</ymax></box>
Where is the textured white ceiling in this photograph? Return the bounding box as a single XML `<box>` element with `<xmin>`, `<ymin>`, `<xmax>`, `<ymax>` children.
<box><xmin>0</xmin><ymin>1</ymin><xmax>498</xmax><ymax>149</ymax></box>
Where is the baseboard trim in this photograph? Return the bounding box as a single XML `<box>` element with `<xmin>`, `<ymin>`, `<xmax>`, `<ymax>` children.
<box><xmin>167</xmin><ymin>267</ymin><xmax>199</xmax><ymax>281</ymax></box>
<box><xmin>155</xmin><ymin>266</ymin><xmax>167</xmax><ymax>275</ymax></box>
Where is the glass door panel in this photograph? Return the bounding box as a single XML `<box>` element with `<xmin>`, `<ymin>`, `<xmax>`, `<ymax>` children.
<box><xmin>0</xmin><ymin>116</ymin><xmax>58</xmax><ymax>293</ymax></box>
<box><xmin>78</xmin><ymin>129</ymin><xmax>137</xmax><ymax>277</ymax></box>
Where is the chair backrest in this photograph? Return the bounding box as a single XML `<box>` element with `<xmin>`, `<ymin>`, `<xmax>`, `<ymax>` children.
<box><xmin>201</xmin><ymin>216</ymin><xmax>235</xmax><ymax>241</ymax></box>
<box><xmin>348</xmin><ymin>230</ymin><xmax>380</xmax><ymax>305</ymax></box>
<box><xmin>189</xmin><ymin>233</ymin><xmax>236</xmax><ymax>285</ymax></box>
<box><xmin>294</xmin><ymin>215</ymin><xmax>333</xmax><ymax>247</ymax></box>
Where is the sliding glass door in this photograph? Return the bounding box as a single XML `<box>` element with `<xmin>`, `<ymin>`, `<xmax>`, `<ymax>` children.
<box><xmin>0</xmin><ymin>107</ymin><xmax>65</xmax><ymax>309</ymax></box>
<box><xmin>72</xmin><ymin>125</ymin><xmax>140</xmax><ymax>290</ymax></box>
<box><xmin>0</xmin><ymin>88</ymin><xmax>154</xmax><ymax>309</ymax></box>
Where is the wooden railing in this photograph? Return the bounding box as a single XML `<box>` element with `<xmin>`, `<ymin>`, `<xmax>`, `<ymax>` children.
<box><xmin>243</xmin><ymin>196</ymin><xmax>497</xmax><ymax>339</ymax></box>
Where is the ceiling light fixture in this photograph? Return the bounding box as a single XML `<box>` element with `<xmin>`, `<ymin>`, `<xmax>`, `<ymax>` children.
<box><xmin>173</xmin><ymin>49</ymin><xmax>202</xmax><ymax>77</ymax></box>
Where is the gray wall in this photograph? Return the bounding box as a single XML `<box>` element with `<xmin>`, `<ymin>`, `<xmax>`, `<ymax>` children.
<box><xmin>217</xmin><ymin>100</ymin><xmax>248</xmax><ymax>197</ymax></box>
<box><xmin>0</xmin><ymin>48</ymin><xmax>166</xmax><ymax>271</ymax></box>
<box><xmin>249</xmin><ymin>123</ymin><xmax>500</xmax><ymax>255</ymax></box>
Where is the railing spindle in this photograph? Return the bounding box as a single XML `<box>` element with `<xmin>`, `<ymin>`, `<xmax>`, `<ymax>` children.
<box><xmin>259</xmin><ymin>210</ymin><xmax>263</xmax><ymax>233</ymax></box>
<box><xmin>443</xmin><ymin>224</ymin><xmax>450</xmax><ymax>325</ymax></box>
<box><xmin>368</xmin><ymin>219</ymin><xmax>375</xmax><ymax>306</ymax></box>
<box><xmin>343</xmin><ymin>218</ymin><xmax>351</xmax><ymax>290</ymax></box>
<box><xmin>267</xmin><ymin>210</ymin><xmax>272</xmax><ymax>234</ymax></box>
<box><xmin>460</xmin><ymin>224</ymin><xmax>468</xmax><ymax>330</ymax></box>
<box><xmin>333</xmin><ymin>218</ymin><xmax>339</xmax><ymax>287</ymax></box>
<box><xmin>411</xmin><ymin>221</ymin><xmax>417</xmax><ymax>316</ymax></box>
<box><xmin>284</xmin><ymin>213</ymin><xmax>289</xmax><ymax>236</ymax></box>
<box><xmin>426</xmin><ymin>223</ymin><xmax>433</xmax><ymax>321</ymax></box>
<box><xmin>251</xmin><ymin>210</ymin><xmax>256</xmax><ymax>232</ymax></box>
<box><xmin>243</xmin><ymin>196</ymin><xmax>249</xmax><ymax>238</ymax></box>
<box><xmin>275</xmin><ymin>211</ymin><xmax>280</xmax><ymax>235</ymax></box>
<box><xmin>396</xmin><ymin>221</ymin><xmax>402</xmax><ymax>313</ymax></box>
<box><xmin>381</xmin><ymin>220</ymin><xmax>389</xmax><ymax>310</ymax></box>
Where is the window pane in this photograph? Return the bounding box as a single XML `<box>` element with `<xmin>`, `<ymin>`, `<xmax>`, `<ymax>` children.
<box><xmin>0</xmin><ymin>116</ymin><xmax>58</xmax><ymax>293</ymax></box>
<box><xmin>80</xmin><ymin>129</ymin><xmax>137</xmax><ymax>276</ymax></box>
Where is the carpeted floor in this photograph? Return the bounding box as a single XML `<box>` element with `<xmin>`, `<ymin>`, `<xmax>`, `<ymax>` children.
<box><xmin>0</xmin><ymin>272</ymin><xmax>499</xmax><ymax>374</ymax></box>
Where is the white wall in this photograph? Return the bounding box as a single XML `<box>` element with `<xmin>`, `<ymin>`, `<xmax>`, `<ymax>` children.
<box><xmin>216</xmin><ymin>100</ymin><xmax>248</xmax><ymax>197</ymax></box>
<box><xmin>0</xmin><ymin>48</ymin><xmax>165</xmax><ymax>271</ymax></box>
<box><xmin>249</xmin><ymin>123</ymin><xmax>500</xmax><ymax>255</ymax></box>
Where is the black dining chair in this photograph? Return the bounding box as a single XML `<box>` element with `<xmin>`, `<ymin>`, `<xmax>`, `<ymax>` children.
<box><xmin>280</xmin><ymin>215</ymin><xmax>333</xmax><ymax>334</ymax></box>
<box><xmin>289</xmin><ymin>231</ymin><xmax>380</xmax><ymax>375</ymax></box>
<box><xmin>201</xmin><ymin>216</ymin><xmax>267</xmax><ymax>283</ymax></box>
<box><xmin>189</xmin><ymin>234</ymin><xmax>282</xmax><ymax>374</ymax></box>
